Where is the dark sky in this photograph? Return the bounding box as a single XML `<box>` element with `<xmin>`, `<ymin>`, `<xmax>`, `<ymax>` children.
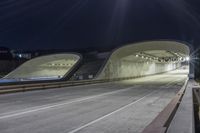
<box><xmin>0</xmin><ymin>0</ymin><xmax>200</xmax><ymax>50</ymax></box>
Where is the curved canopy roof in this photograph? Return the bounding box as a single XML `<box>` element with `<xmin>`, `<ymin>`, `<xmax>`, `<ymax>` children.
<box><xmin>107</xmin><ymin>41</ymin><xmax>190</xmax><ymax>63</ymax></box>
<box><xmin>97</xmin><ymin>40</ymin><xmax>190</xmax><ymax>79</ymax></box>
<box><xmin>4</xmin><ymin>53</ymin><xmax>81</xmax><ymax>80</ymax></box>
<box><xmin>112</xmin><ymin>41</ymin><xmax>190</xmax><ymax>59</ymax></box>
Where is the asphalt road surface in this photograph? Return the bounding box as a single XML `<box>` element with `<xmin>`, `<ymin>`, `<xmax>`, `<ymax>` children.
<box><xmin>0</xmin><ymin>69</ymin><xmax>188</xmax><ymax>133</ymax></box>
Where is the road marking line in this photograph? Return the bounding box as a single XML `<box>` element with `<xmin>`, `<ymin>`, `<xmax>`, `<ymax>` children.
<box><xmin>0</xmin><ymin>76</ymin><xmax>186</xmax><ymax>120</ymax></box>
<box><xmin>66</xmin><ymin>90</ymin><xmax>158</xmax><ymax>133</ymax></box>
<box><xmin>0</xmin><ymin>87</ymin><xmax>134</xmax><ymax>119</ymax></box>
<box><xmin>66</xmin><ymin>78</ymin><xmax>186</xmax><ymax>133</ymax></box>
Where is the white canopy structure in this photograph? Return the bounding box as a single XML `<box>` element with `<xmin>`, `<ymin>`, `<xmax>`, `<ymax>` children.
<box><xmin>4</xmin><ymin>53</ymin><xmax>81</xmax><ymax>80</ymax></box>
<box><xmin>98</xmin><ymin>41</ymin><xmax>190</xmax><ymax>79</ymax></box>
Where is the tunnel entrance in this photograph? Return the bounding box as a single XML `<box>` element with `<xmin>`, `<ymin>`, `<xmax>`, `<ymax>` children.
<box><xmin>98</xmin><ymin>41</ymin><xmax>190</xmax><ymax>79</ymax></box>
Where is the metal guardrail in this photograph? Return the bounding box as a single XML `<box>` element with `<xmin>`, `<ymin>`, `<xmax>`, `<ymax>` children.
<box><xmin>142</xmin><ymin>78</ymin><xmax>189</xmax><ymax>133</ymax></box>
<box><xmin>0</xmin><ymin>76</ymin><xmax>141</xmax><ymax>94</ymax></box>
<box><xmin>0</xmin><ymin>70</ymin><xmax>173</xmax><ymax>94</ymax></box>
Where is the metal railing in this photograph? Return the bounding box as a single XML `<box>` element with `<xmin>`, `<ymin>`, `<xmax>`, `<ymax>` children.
<box><xmin>0</xmin><ymin>76</ymin><xmax>142</xmax><ymax>94</ymax></box>
<box><xmin>0</xmin><ymin>70</ymin><xmax>184</xmax><ymax>94</ymax></box>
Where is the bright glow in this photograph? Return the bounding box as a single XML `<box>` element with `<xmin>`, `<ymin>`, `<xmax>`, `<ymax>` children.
<box><xmin>186</xmin><ymin>56</ymin><xmax>190</xmax><ymax>61</ymax></box>
<box><xmin>136</xmin><ymin>55</ymin><xmax>139</xmax><ymax>57</ymax></box>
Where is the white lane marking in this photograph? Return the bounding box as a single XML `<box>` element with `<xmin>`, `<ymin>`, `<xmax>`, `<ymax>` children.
<box><xmin>0</xmin><ymin>75</ymin><xmax>186</xmax><ymax>120</ymax></box>
<box><xmin>65</xmin><ymin>78</ymin><xmax>186</xmax><ymax>133</ymax></box>
<box><xmin>66</xmin><ymin>90</ymin><xmax>158</xmax><ymax>133</ymax></box>
<box><xmin>0</xmin><ymin>87</ymin><xmax>134</xmax><ymax>120</ymax></box>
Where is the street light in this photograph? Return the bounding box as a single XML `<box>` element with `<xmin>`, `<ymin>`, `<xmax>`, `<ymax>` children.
<box><xmin>186</xmin><ymin>56</ymin><xmax>190</xmax><ymax>61</ymax></box>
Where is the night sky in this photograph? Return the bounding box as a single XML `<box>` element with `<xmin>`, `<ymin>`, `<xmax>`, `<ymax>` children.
<box><xmin>1</xmin><ymin>0</ymin><xmax>200</xmax><ymax>50</ymax></box>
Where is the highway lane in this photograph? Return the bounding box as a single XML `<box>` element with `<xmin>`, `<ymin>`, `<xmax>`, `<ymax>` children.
<box><xmin>0</xmin><ymin>69</ymin><xmax>188</xmax><ymax>133</ymax></box>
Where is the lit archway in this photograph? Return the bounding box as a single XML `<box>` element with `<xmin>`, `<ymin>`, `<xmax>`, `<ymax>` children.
<box><xmin>98</xmin><ymin>41</ymin><xmax>190</xmax><ymax>79</ymax></box>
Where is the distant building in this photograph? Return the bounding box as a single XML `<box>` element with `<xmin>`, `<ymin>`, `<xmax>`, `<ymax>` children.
<box><xmin>0</xmin><ymin>47</ymin><xmax>13</xmax><ymax>60</ymax></box>
<box><xmin>11</xmin><ymin>50</ymin><xmax>33</xmax><ymax>60</ymax></box>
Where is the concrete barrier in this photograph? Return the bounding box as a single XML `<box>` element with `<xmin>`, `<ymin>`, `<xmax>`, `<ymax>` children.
<box><xmin>142</xmin><ymin>79</ymin><xmax>199</xmax><ymax>133</ymax></box>
<box><xmin>167</xmin><ymin>80</ymin><xmax>196</xmax><ymax>133</ymax></box>
<box><xmin>142</xmin><ymin>78</ymin><xmax>188</xmax><ymax>133</ymax></box>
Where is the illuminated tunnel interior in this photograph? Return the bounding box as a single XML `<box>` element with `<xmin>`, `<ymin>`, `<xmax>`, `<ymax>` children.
<box><xmin>97</xmin><ymin>41</ymin><xmax>190</xmax><ymax>79</ymax></box>
<box><xmin>3</xmin><ymin>53</ymin><xmax>81</xmax><ymax>81</ymax></box>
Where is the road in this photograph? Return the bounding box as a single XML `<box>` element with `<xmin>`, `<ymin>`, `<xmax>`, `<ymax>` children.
<box><xmin>0</xmin><ymin>69</ymin><xmax>188</xmax><ymax>133</ymax></box>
